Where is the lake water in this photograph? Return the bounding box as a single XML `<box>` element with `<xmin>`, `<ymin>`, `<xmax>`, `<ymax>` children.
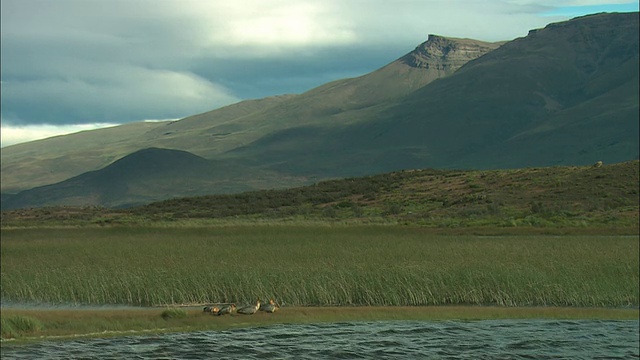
<box><xmin>2</xmin><ymin>320</ymin><xmax>638</xmax><ymax>359</ymax></box>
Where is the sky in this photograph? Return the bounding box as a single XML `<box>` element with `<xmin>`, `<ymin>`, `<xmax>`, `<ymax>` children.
<box><xmin>1</xmin><ymin>0</ymin><xmax>638</xmax><ymax>147</ymax></box>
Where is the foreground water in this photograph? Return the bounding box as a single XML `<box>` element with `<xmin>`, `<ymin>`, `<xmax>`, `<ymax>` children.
<box><xmin>2</xmin><ymin>320</ymin><xmax>639</xmax><ymax>359</ymax></box>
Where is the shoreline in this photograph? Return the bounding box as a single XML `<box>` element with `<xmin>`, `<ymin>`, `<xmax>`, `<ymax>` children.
<box><xmin>2</xmin><ymin>305</ymin><xmax>638</xmax><ymax>345</ymax></box>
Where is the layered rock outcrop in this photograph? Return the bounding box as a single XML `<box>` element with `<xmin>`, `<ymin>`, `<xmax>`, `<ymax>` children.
<box><xmin>400</xmin><ymin>34</ymin><xmax>504</xmax><ymax>73</ymax></box>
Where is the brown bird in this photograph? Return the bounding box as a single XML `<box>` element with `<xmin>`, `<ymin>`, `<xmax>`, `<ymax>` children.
<box><xmin>260</xmin><ymin>299</ymin><xmax>279</xmax><ymax>313</ymax></box>
<box><xmin>236</xmin><ymin>299</ymin><xmax>261</xmax><ymax>315</ymax></box>
<box><xmin>203</xmin><ymin>306</ymin><xmax>220</xmax><ymax>314</ymax></box>
<box><xmin>215</xmin><ymin>303</ymin><xmax>236</xmax><ymax>316</ymax></box>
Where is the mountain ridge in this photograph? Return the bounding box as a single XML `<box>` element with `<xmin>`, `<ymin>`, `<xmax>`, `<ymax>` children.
<box><xmin>1</xmin><ymin>12</ymin><xmax>638</xmax><ymax>209</ymax></box>
<box><xmin>0</xmin><ymin>35</ymin><xmax>502</xmax><ymax>194</ymax></box>
<box><xmin>227</xmin><ymin>12</ymin><xmax>637</xmax><ymax>175</ymax></box>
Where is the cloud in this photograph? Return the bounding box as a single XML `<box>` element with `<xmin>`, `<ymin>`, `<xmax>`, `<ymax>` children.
<box><xmin>202</xmin><ymin>2</ymin><xmax>357</xmax><ymax>49</ymax></box>
<box><xmin>0</xmin><ymin>122</ymin><xmax>119</xmax><ymax>148</ymax></box>
<box><xmin>1</xmin><ymin>0</ymin><xmax>636</xmax><ymax>146</ymax></box>
<box><xmin>2</xmin><ymin>61</ymin><xmax>240</xmax><ymax>125</ymax></box>
<box><xmin>539</xmin><ymin>1</ymin><xmax>638</xmax><ymax>16</ymax></box>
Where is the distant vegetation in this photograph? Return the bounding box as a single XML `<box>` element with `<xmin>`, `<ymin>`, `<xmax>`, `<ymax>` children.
<box><xmin>2</xmin><ymin>161</ymin><xmax>638</xmax><ymax>230</ymax></box>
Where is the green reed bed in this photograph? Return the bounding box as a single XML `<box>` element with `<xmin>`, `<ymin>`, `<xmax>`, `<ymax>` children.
<box><xmin>1</xmin><ymin>226</ymin><xmax>638</xmax><ymax>307</ymax></box>
<box><xmin>1</xmin><ymin>315</ymin><xmax>43</xmax><ymax>339</ymax></box>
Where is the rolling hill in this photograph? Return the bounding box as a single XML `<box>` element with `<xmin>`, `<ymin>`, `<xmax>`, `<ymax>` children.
<box><xmin>1</xmin><ymin>12</ymin><xmax>638</xmax><ymax>209</ymax></box>
<box><xmin>0</xmin><ymin>147</ymin><xmax>312</xmax><ymax>209</ymax></box>
<box><xmin>2</xmin><ymin>160</ymin><xmax>638</xmax><ymax>232</ymax></box>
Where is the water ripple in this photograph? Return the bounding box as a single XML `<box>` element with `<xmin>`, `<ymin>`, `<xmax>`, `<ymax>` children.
<box><xmin>2</xmin><ymin>320</ymin><xmax>638</xmax><ymax>359</ymax></box>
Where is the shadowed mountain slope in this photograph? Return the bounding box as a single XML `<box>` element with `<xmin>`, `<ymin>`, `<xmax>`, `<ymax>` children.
<box><xmin>226</xmin><ymin>12</ymin><xmax>639</xmax><ymax>176</ymax></box>
<box><xmin>270</xmin><ymin>35</ymin><xmax>504</xmax><ymax>119</ymax></box>
<box><xmin>1</xmin><ymin>37</ymin><xmax>500</xmax><ymax>194</ymax></box>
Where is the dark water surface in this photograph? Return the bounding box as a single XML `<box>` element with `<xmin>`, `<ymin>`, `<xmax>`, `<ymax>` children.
<box><xmin>2</xmin><ymin>320</ymin><xmax>638</xmax><ymax>359</ymax></box>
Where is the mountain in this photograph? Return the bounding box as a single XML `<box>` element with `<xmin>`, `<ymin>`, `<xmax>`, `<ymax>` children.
<box><xmin>1</xmin><ymin>36</ymin><xmax>501</xmax><ymax>194</ymax></box>
<box><xmin>1</xmin><ymin>12</ymin><xmax>638</xmax><ymax>210</ymax></box>
<box><xmin>225</xmin><ymin>12</ymin><xmax>639</xmax><ymax>176</ymax></box>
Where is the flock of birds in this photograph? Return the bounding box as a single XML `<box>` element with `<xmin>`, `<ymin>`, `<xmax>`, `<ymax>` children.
<box><xmin>203</xmin><ymin>299</ymin><xmax>279</xmax><ymax>316</ymax></box>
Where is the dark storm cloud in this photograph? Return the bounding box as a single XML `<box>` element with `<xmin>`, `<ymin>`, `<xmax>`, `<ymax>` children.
<box><xmin>0</xmin><ymin>0</ymin><xmax>242</xmax><ymax>126</ymax></box>
<box><xmin>188</xmin><ymin>44</ymin><xmax>412</xmax><ymax>99</ymax></box>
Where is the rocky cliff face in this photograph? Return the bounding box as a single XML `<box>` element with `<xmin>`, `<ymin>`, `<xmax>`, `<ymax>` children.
<box><xmin>400</xmin><ymin>35</ymin><xmax>504</xmax><ymax>73</ymax></box>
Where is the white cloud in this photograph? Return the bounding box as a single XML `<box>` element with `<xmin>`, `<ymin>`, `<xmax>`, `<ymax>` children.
<box><xmin>143</xmin><ymin>119</ymin><xmax>178</xmax><ymax>123</ymax></box>
<box><xmin>2</xmin><ymin>61</ymin><xmax>241</xmax><ymax>124</ymax></box>
<box><xmin>1</xmin><ymin>122</ymin><xmax>119</xmax><ymax>148</ymax></box>
<box><xmin>203</xmin><ymin>2</ymin><xmax>357</xmax><ymax>49</ymax></box>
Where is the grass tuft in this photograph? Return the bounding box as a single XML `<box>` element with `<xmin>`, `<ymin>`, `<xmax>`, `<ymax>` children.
<box><xmin>160</xmin><ymin>308</ymin><xmax>187</xmax><ymax>320</ymax></box>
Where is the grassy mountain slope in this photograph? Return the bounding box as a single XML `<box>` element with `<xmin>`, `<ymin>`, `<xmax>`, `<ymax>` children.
<box><xmin>0</xmin><ymin>95</ymin><xmax>295</xmax><ymax>193</ymax></box>
<box><xmin>152</xmin><ymin>36</ymin><xmax>503</xmax><ymax>159</ymax></box>
<box><xmin>0</xmin><ymin>37</ymin><xmax>500</xmax><ymax>194</ymax></box>
<box><xmin>2</xmin><ymin>160</ymin><xmax>637</xmax><ymax>230</ymax></box>
<box><xmin>268</xmin><ymin>35</ymin><xmax>504</xmax><ymax>122</ymax></box>
<box><xmin>0</xmin><ymin>122</ymin><xmax>163</xmax><ymax>194</ymax></box>
<box><xmin>227</xmin><ymin>12</ymin><xmax>639</xmax><ymax>176</ymax></box>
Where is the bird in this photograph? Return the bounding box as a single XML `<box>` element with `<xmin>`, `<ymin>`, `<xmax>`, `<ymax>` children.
<box><xmin>236</xmin><ymin>299</ymin><xmax>261</xmax><ymax>315</ymax></box>
<box><xmin>260</xmin><ymin>299</ymin><xmax>279</xmax><ymax>313</ymax></box>
<box><xmin>215</xmin><ymin>303</ymin><xmax>236</xmax><ymax>316</ymax></box>
<box><xmin>203</xmin><ymin>306</ymin><xmax>220</xmax><ymax>315</ymax></box>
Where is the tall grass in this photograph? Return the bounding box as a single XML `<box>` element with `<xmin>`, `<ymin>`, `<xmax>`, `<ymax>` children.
<box><xmin>1</xmin><ymin>226</ymin><xmax>638</xmax><ymax>307</ymax></box>
<box><xmin>1</xmin><ymin>315</ymin><xmax>44</xmax><ymax>338</ymax></box>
